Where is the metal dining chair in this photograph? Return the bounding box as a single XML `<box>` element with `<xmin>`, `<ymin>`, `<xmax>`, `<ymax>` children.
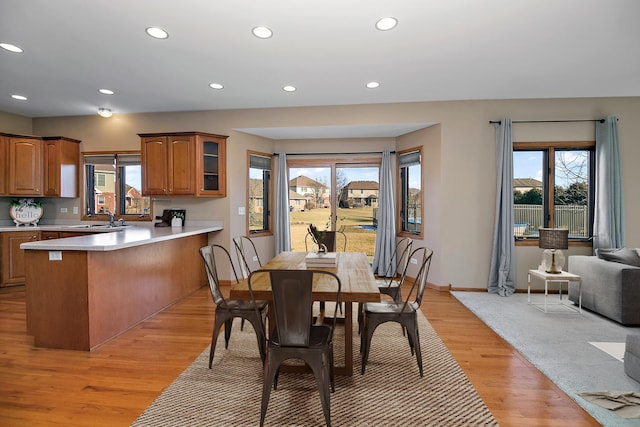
<box><xmin>304</xmin><ymin>230</ymin><xmax>347</xmax><ymax>252</ymax></box>
<box><xmin>305</xmin><ymin>229</ymin><xmax>346</xmax><ymax>315</ymax></box>
<box><xmin>377</xmin><ymin>237</ymin><xmax>413</xmax><ymax>303</ymax></box>
<box><xmin>360</xmin><ymin>246</ymin><xmax>433</xmax><ymax>377</ymax></box>
<box><xmin>233</xmin><ymin>235</ymin><xmax>263</xmax><ymax>279</ymax></box>
<box><xmin>248</xmin><ymin>269</ymin><xmax>342</xmax><ymax>427</ymax></box>
<box><xmin>199</xmin><ymin>244</ymin><xmax>268</xmax><ymax>367</ymax></box>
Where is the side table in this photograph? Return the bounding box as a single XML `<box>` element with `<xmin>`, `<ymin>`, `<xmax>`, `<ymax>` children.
<box><xmin>527</xmin><ymin>269</ymin><xmax>582</xmax><ymax>314</ymax></box>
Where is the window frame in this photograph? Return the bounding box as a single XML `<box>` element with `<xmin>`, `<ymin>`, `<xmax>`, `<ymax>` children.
<box><xmin>82</xmin><ymin>150</ymin><xmax>151</xmax><ymax>222</ymax></box>
<box><xmin>397</xmin><ymin>147</ymin><xmax>424</xmax><ymax>238</ymax></box>
<box><xmin>247</xmin><ymin>150</ymin><xmax>273</xmax><ymax>236</ymax></box>
<box><xmin>513</xmin><ymin>140</ymin><xmax>594</xmax><ymax>246</ymax></box>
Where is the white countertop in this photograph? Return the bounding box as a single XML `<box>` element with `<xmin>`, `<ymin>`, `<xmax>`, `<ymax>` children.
<box><xmin>18</xmin><ymin>224</ymin><xmax>222</xmax><ymax>251</ymax></box>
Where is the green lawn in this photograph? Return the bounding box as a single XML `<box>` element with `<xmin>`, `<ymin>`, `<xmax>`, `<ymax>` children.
<box><xmin>290</xmin><ymin>207</ymin><xmax>376</xmax><ymax>256</ymax></box>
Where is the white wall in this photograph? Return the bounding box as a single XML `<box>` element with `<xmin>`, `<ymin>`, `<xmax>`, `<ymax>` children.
<box><xmin>2</xmin><ymin>96</ymin><xmax>636</xmax><ymax>290</ymax></box>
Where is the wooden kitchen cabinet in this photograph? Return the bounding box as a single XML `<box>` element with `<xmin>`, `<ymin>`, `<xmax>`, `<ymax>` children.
<box><xmin>0</xmin><ymin>135</ymin><xmax>7</xmax><ymax>195</ymax></box>
<box><xmin>1</xmin><ymin>230</ymin><xmax>40</xmax><ymax>287</ymax></box>
<box><xmin>42</xmin><ymin>137</ymin><xmax>81</xmax><ymax>197</ymax></box>
<box><xmin>8</xmin><ymin>135</ymin><xmax>43</xmax><ymax>196</ymax></box>
<box><xmin>139</xmin><ymin>131</ymin><xmax>227</xmax><ymax>197</ymax></box>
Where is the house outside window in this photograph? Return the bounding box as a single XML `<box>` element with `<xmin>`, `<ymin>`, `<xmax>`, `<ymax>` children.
<box><xmin>398</xmin><ymin>147</ymin><xmax>423</xmax><ymax>236</ymax></box>
<box><xmin>513</xmin><ymin>141</ymin><xmax>594</xmax><ymax>240</ymax></box>
<box><xmin>248</xmin><ymin>151</ymin><xmax>273</xmax><ymax>235</ymax></box>
<box><xmin>83</xmin><ymin>152</ymin><xmax>151</xmax><ymax>221</ymax></box>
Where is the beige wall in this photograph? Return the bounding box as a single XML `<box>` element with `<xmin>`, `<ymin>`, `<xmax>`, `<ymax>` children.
<box><xmin>0</xmin><ymin>111</ymin><xmax>32</xmax><ymax>134</ymax></box>
<box><xmin>2</xmin><ymin>96</ymin><xmax>638</xmax><ymax>289</ymax></box>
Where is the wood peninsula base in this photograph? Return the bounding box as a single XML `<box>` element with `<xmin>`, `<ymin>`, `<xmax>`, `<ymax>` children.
<box><xmin>25</xmin><ymin>233</ymin><xmax>207</xmax><ymax>350</ymax></box>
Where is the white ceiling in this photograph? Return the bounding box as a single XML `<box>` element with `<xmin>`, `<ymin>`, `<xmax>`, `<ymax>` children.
<box><xmin>1</xmin><ymin>0</ymin><xmax>639</xmax><ymax>138</ymax></box>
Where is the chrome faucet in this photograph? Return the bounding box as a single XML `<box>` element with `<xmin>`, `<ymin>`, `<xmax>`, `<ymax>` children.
<box><xmin>108</xmin><ymin>211</ymin><xmax>115</xmax><ymax>227</ymax></box>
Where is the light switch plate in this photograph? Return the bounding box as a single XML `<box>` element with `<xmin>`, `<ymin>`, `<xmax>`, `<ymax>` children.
<box><xmin>238</xmin><ymin>207</ymin><xmax>245</xmax><ymax>215</ymax></box>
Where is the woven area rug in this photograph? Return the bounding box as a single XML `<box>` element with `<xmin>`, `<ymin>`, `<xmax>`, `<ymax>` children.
<box><xmin>132</xmin><ymin>310</ymin><xmax>497</xmax><ymax>426</ymax></box>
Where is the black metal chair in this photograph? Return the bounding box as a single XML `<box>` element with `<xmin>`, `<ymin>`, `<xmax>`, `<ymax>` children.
<box><xmin>304</xmin><ymin>230</ymin><xmax>347</xmax><ymax>252</ymax></box>
<box><xmin>360</xmin><ymin>247</ymin><xmax>433</xmax><ymax>377</ymax></box>
<box><xmin>377</xmin><ymin>237</ymin><xmax>413</xmax><ymax>303</ymax></box>
<box><xmin>248</xmin><ymin>269</ymin><xmax>342</xmax><ymax>427</ymax></box>
<box><xmin>233</xmin><ymin>235</ymin><xmax>263</xmax><ymax>279</ymax></box>
<box><xmin>199</xmin><ymin>244</ymin><xmax>268</xmax><ymax>367</ymax></box>
<box><xmin>305</xmin><ymin>230</ymin><xmax>346</xmax><ymax>315</ymax></box>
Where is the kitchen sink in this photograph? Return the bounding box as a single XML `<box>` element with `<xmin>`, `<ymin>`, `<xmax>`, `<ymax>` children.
<box><xmin>62</xmin><ymin>224</ymin><xmax>130</xmax><ymax>229</ymax></box>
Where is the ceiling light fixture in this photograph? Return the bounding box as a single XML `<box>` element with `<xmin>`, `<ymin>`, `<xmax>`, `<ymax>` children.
<box><xmin>145</xmin><ymin>27</ymin><xmax>169</xmax><ymax>39</ymax></box>
<box><xmin>11</xmin><ymin>94</ymin><xmax>27</xmax><ymax>101</ymax></box>
<box><xmin>97</xmin><ymin>108</ymin><xmax>113</xmax><ymax>118</ymax></box>
<box><xmin>282</xmin><ymin>85</ymin><xmax>296</xmax><ymax>92</ymax></box>
<box><xmin>375</xmin><ymin>17</ymin><xmax>398</xmax><ymax>31</ymax></box>
<box><xmin>0</xmin><ymin>43</ymin><xmax>24</xmax><ymax>53</ymax></box>
<box><xmin>252</xmin><ymin>26</ymin><xmax>273</xmax><ymax>39</ymax></box>
<box><xmin>209</xmin><ymin>83</ymin><xmax>224</xmax><ymax>90</ymax></box>
<box><xmin>366</xmin><ymin>81</ymin><xmax>380</xmax><ymax>89</ymax></box>
<box><xmin>99</xmin><ymin>88</ymin><xmax>115</xmax><ymax>95</ymax></box>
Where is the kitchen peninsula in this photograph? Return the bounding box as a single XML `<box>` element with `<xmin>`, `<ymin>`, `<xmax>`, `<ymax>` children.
<box><xmin>20</xmin><ymin>224</ymin><xmax>221</xmax><ymax>350</ymax></box>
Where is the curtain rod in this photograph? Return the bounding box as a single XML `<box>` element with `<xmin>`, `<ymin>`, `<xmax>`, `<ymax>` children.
<box><xmin>273</xmin><ymin>151</ymin><xmax>395</xmax><ymax>156</ymax></box>
<box><xmin>489</xmin><ymin>118</ymin><xmax>610</xmax><ymax>125</ymax></box>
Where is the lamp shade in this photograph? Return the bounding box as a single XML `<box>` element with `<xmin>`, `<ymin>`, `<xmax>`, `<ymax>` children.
<box><xmin>538</xmin><ymin>228</ymin><xmax>568</xmax><ymax>249</ymax></box>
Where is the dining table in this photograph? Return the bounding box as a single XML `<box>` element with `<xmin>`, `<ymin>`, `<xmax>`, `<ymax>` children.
<box><xmin>229</xmin><ymin>251</ymin><xmax>380</xmax><ymax>376</ymax></box>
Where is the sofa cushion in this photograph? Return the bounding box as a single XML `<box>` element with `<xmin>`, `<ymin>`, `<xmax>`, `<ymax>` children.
<box><xmin>596</xmin><ymin>248</ymin><xmax>640</xmax><ymax>267</ymax></box>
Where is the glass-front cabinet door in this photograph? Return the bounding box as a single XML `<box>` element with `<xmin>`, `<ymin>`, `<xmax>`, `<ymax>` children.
<box><xmin>196</xmin><ymin>133</ymin><xmax>227</xmax><ymax>197</ymax></box>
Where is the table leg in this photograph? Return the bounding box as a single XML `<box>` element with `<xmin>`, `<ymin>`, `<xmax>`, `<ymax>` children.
<box><xmin>544</xmin><ymin>279</ymin><xmax>548</xmax><ymax>313</ymax></box>
<box><xmin>527</xmin><ymin>272</ymin><xmax>531</xmax><ymax>304</ymax></box>
<box><xmin>343</xmin><ymin>302</ymin><xmax>353</xmax><ymax>376</ymax></box>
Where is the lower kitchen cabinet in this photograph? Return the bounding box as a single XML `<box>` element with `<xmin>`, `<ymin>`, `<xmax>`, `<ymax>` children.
<box><xmin>1</xmin><ymin>230</ymin><xmax>40</xmax><ymax>287</ymax></box>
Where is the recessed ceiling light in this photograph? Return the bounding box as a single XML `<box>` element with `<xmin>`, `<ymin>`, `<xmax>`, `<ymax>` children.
<box><xmin>209</xmin><ymin>83</ymin><xmax>224</xmax><ymax>90</ymax></box>
<box><xmin>99</xmin><ymin>89</ymin><xmax>115</xmax><ymax>95</ymax></box>
<box><xmin>0</xmin><ymin>43</ymin><xmax>23</xmax><ymax>53</ymax></box>
<box><xmin>282</xmin><ymin>85</ymin><xmax>296</xmax><ymax>92</ymax></box>
<box><xmin>376</xmin><ymin>17</ymin><xmax>398</xmax><ymax>31</ymax></box>
<box><xmin>252</xmin><ymin>26</ymin><xmax>273</xmax><ymax>39</ymax></box>
<box><xmin>146</xmin><ymin>27</ymin><xmax>169</xmax><ymax>39</ymax></box>
<box><xmin>366</xmin><ymin>81</ymin><xmax>380</xmax><ymax>89</ymax></box>
<box><xmin>11</xmin><ymin>94</ymin><xmax>27</xmax><ymax>101</ymax></box>
<box><xmin>97</xmin><ymin>108</ymin><xmax>113</xmax><ymax>118</ymax></box>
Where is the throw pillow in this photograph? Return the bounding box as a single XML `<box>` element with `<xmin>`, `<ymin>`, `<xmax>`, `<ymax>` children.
<box><xmin>596</xmin><ymin>247</ymin><xmax>640</xmax><ymax>267</ymax></box>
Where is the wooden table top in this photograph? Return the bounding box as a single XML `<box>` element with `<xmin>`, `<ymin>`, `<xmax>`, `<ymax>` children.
<box><xmin>230</xmin><ymin>251</ymin><xmax>380</xmax><ymax>303</ymax></box>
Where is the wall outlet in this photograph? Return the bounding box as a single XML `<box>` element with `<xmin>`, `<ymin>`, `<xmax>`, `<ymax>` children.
<box><xmin>49</xmin><ymin>251</ymin><xmax>62</xmax><ymax>261</ymax></box>
<box><xmin>73</xmin><ymin>206</ymin><xmax>79</xmax><ymax>214</ymax></box>
<box><xmin>410</xmin><ymin>258</ymin><xmax>418</xmax><ymax>265</ymax></box>
<box><xmin>238</xmin><ymin>206</ymin><xmax>245</xmax><ymax>215</ymax></box>
<box><xmin>253</xmin><ymin>256</ymin><xmax>258</xmax><ymax>262</ymax></box>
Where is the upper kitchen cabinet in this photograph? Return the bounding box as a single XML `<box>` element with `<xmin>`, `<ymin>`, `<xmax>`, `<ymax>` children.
<box><xmin>0</xmin><ymin>135</ymin><xmax>7</xmax><ymax>195</ymax></box>
<box><xmin>8</xmin><ymin>135</ymin><xmax>43</xmax><ymax>196</ymax></box>
<box><xmin>42</xmin><ymin>137</ymin><xmax>81</xmax><ymax>197</ymax></box>
<box><xmin>139</xmin><ymin>132</ymin><xmax>227</xmax><ymax>197</ymax></box>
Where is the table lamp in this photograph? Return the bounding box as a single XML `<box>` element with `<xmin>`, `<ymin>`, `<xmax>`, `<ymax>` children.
<box><xmin>538</xmin><ymin>228</ymin><xmax>569</xmax><ymax>274</ymax></box>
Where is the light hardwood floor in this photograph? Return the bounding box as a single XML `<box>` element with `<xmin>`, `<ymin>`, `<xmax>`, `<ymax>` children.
<box><xmin>0</xmin><ymin>285</ymin><xmax>599</xmax><ymax>426</ymax></box>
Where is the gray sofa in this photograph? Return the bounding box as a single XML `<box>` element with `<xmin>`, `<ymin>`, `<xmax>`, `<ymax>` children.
<box><xmin>568</xmin><ymin>255</ymin><xmax>640</xmax><ymax>325</ymax></box>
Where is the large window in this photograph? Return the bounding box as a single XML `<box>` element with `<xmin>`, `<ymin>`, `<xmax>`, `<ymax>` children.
<box><xmin>398</xmin><ymin>148</ymin><xmax>423</xmax><ymax>236</ymax></box>
<box><xmin>83</xmin><ymin>152</ymin><xmax>151</xmax><ymax>221</ymax></box>
<box><xmin>513</xmin><ymin>141</ymin><xmax>594</xmax><ymax>239</ymax></box>
<box><xmin>248</xmin><ymin>151</ymin><xmax>272</xmax><ymax>235</ymax></box>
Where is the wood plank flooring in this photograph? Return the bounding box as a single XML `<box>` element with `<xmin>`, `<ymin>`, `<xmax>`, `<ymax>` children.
<box><xmin>0</xmin><ymin>285</ymin><xmax>599</xmax><ymax>426</ymax></box>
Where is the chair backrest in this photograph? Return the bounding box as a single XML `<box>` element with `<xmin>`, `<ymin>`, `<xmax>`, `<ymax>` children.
<box><xmin>304</xmin><ymin>230</ymin><xmax>347</xmax><ymax>252</ymax></box>
<box><xmin>233</xmin><ymin>235</ymin><xmax>262</xmax><ymax>278</ymax></box>
<box><xmin>402</xmin><ymin>247</ymin><xmax>434</xmax><ymax>309</ymax></box>
<box><xmin>380</xmin><ymin>237</ymin><xmax>413</xmax><ymax>280</ymax></box>
<box><xmin>248</xmin><ymin>269</ymin><xmax>342</xmax><ymax>347</ymax></box>
<box><xmin>199</xmin><ymin>244</ymin><xmax>240</xmax><ymax>307</ymax></box>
